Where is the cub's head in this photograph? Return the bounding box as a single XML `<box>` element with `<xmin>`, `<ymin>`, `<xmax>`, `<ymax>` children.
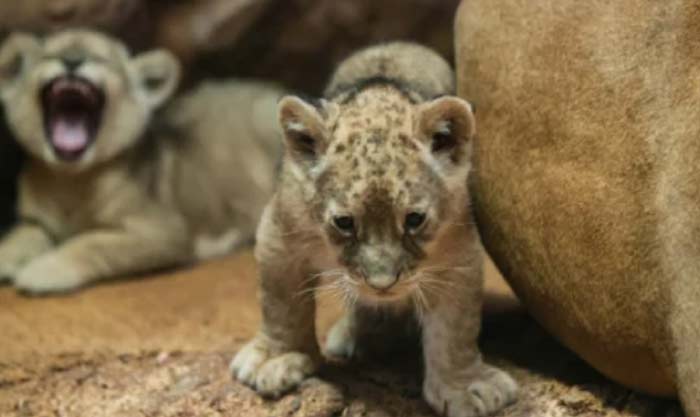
<box><xmin>0</xmin><ymin>30</ymin><xmax>180</xmax><ymax>171</ymax></box>
<box><xmin>278</xmin><ymin>86</ymin><xmax>476</xmax><ymax>304</ymax></box>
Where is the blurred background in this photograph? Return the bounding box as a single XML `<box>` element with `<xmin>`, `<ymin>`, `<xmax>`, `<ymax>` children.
<box><xmin>0</xmin><ymin>0</ymin><xmax>461</xmax><ymax>231</ymax></box>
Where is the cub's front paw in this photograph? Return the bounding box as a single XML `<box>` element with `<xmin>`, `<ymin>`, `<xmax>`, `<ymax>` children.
<box><xmin>230</xmin><ymin>336</ymin><xmax>318</xmax><ymax>397</ymax></box>
<box><xmin>14</xmin><ymin>256</ymin><xmax>87</xmax><ymax>295</ymax></box>
<box><xmin>0</xmin><ymin>264</ymin><xmax>16</xmax><ymax>282</ymax></box>
<box><xmin>0</xmin><ymin>256</ymin><xmax>23</xmax><ymax>282</ymax></box>
<box><xmin>424</xmin><ymin>364</ymin><xmax>518</xmax><ymax>417</ymax></box>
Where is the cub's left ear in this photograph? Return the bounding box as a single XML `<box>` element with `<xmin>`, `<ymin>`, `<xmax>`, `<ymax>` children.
<box><xmin>0</xmin><ymin>33</ymin><xmax>41</xmax><ymax>95</ymax></box>
<box><xmin>130</xmin><ymin>49</ymin><xmax>181</xmax><ymax>110</ymax></box>
<box><xmin>277</xmin><ymin>96</ymin><xmax>333</xmax><ymax>164</ymax></box>
<box><xmin>418</xmin><ymin>96</ymin><xmax>476</xmax><ymax>164</ymax></box>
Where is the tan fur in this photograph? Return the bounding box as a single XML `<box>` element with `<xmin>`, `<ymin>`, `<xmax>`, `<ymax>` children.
<box><xmin>0</xmin><ymin>30</ymin><xmax>282</xmax><ymax>294</ymax></box>
<box><xmin>455</xmin><ymin>0</ymin><xmax>700</xmax><ymax>414</ymax></box>
<box><xmin>231</xmin><ymin>42</ymin><xmax>517</xmax><ymax>417</ymax></box>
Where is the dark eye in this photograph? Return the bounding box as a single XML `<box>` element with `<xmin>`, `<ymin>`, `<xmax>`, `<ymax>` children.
<box><xmin>404</xmin><ymin>212</ymin><xmax>426</xmax><ymax>231</ymax></box>
<box><xmin>333</xmin><ymin>216</ymin><xmax>355</xmax><ymax>234</ymax></box>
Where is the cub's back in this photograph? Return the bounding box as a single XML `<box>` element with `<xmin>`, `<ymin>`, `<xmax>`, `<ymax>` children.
<box><xmin>162</xmin><ymin>80</ymin><xmax>285</xmax><ymax>245</ymax></box>
<box><xmin>324</xmin><ymin>42</ymin><xmax>455</xmax><ymax>99</ymax></box>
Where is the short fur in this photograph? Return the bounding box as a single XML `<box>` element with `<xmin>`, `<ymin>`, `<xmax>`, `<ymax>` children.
<box><xmin>231</xmin><ymin>42</ymin><xmax>518</xmax><ymax>417</ymax></box>
<box><xmin>456</xmin><ymin>1</ymin><xmax>700</xmax><ymax>414</ymax></box>
<box><xmin>0</xmin><ymin>30</ymin><xmax>282</xmax><ymax>293</ymax></box>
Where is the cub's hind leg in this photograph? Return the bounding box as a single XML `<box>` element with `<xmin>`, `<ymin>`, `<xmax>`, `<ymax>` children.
<box><xmin>325</xmin><ymin>304</ymin><xmax>419</xmax><ymax>360</ymax></box>
<box><xmin>325</xmin><ymin>306</ymin><xmax>358</xmax><ymax>360</ymax></box>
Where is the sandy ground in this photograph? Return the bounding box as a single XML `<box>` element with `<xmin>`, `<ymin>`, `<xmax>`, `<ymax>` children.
<box><xmin>0</xmin><ymin>250</ymin><xmax>682</xmax><ymax>417</ymax></box>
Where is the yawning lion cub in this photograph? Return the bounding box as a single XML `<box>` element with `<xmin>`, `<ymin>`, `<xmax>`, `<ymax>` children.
<box><xmin>0</xmin><ymin>30</ymin><xmax>283</xmax><ymax>293</ymax></box>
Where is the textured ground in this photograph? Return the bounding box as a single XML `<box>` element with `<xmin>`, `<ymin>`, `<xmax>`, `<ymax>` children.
<box><xmin>0</xmin><ymin>250</ymin><xmax>682</xmax><ymax>417</ymax></box>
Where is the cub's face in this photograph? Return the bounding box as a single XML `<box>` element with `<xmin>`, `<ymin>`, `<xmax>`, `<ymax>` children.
<box><xmin>0</xmin><ymin>30</ymin><xmax>180</xmax><ymax>171</ymax></box>
<box><xmin>278</xmin><ymin>87</ymin><xmax>475</xmax><ymax>304</ymax></box>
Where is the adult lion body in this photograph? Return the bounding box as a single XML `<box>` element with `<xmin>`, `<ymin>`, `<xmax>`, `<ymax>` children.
<box><xmin>456</xmin><ymin>1</ymin><xmax>700</xmax><ymax>414</ymax></box>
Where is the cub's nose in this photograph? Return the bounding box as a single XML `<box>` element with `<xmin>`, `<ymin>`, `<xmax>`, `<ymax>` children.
<box><xmin>365</xmin><ymin>273</ymin><xmax>399</xmax><ymax>291</ymax></box>
<box><xmin>62</xmin><ymin>55</ymin><xmax>84</xmax><ymax>73</ymax></box>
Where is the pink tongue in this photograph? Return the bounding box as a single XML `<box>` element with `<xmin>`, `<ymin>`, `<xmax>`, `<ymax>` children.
<box><xmin>51</xmin><ymin>117</ymin><xmax>88</xmax><ymax>152</ymax></box>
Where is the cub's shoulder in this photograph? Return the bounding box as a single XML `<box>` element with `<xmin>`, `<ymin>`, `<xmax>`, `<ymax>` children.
<box><xmin>162</xmin><ymin>80</ymin><xmax>286</xmax><ymax>156</ymax></box>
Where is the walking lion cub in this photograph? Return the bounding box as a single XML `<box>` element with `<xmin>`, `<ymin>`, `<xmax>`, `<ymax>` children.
<box><xmin>231</xmin><ymin>42</ymin><xmax>517</xmax><ymax>417</ymax></box>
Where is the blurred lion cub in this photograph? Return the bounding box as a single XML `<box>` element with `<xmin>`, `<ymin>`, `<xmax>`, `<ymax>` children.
<box><xmin>231</xmin><ymin>42</ymin><xmax>518</xmax><ymax>417</ymax></box>
<box><xmin>0</xmin><ymin>30</ymin><xmax>283</xmax><ymax>294</ymax></box>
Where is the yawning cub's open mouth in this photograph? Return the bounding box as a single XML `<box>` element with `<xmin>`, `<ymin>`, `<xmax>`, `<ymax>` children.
<box><xmin>41</xmin><ymin>77</ymin><xmax>105</xmax><ymax>161</ymax></box>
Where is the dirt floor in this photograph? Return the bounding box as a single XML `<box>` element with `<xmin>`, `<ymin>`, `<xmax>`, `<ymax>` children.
<box><xmin>0</xmin><ymin>250</ymin><xmax>683</xmax><ymax>417</ymax></box>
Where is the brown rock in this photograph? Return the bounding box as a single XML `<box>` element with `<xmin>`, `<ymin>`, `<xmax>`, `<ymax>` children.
<box><xmin>186</xmin><ymin>0</ymin><xmax>461</xmax><ymax>93</ymax></box>
<box><xmin>0</xmin><ymin>0</ymin><xmax>152</xmax><ymax>50</ymax></box>
<box><xmin>0</xmin><ymin>1</ymin><xmax>460</xmax><ymax>91</ymax></box>
<box><xmin>0</xmin><ymin>252</ymin><xmax>679</xmax><ymax>416</ymax></box>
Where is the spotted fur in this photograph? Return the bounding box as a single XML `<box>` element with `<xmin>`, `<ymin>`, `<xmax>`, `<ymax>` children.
<box><xmin>232</xmin><ymin>42</ymin><xmax>518</xmax><ymax>416</ymax></box>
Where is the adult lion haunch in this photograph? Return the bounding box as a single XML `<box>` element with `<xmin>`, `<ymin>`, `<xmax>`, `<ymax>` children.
<box><xmin>456</xmin><ymin>0</ymin><xmax>700</xmax><ymax>414</ymax></box>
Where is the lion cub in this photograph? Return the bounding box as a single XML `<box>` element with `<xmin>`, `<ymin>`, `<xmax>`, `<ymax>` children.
<box><xmin>0</xmin><ymin>30</ymin><xmax>283</xmax><ymax>293</ymax></box>
<box><xmin>231</xmin><ymin>42</ymin><xmax>518</xmax><ymax>417</ymax></box>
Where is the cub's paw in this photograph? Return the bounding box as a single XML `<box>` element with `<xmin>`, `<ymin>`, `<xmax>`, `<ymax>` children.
<box><xmin>14</xmin><ymin>256</ymin><xmax>87</xmax><ymax>295</ymax></box>
<box><xmin>424</xmin><ymin>364</ymin><xmax>518</xmax><ymax>417</ymax></box>
<box><xmin>0</xmin><ymin>256</ymin><xmax>23</xmax><ymax>282</ymax></box>
<box><xmin>0</xmin><ymin>265</ymin><xmax>16</xmax><ymax>282</ymax></box>
<box><xmin>230</xmin><ymin>336</ymin><xmax>318</xmax><ymax>397</ymax></box>
<box><xmin>324</xmin><ymin>314</ymin><xmax>357</xmax><ymax>360</ymax></box>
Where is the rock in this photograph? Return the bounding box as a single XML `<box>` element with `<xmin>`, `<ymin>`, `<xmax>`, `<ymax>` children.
<box><xmin>0</xmin><ymin>0</ymin><xmax>152</xmax><ymax>50</ymax></box>
<box><xmin>186</xmin><ymin>0</ymin><xmax>460</xmax><ymax>93</ymax></box>
<box><xmin>0</xmin><ymin>251</ymin><xmax>680</xmax><ymax>416</ymax></box>
<box><xmin>0</xmin><ymin>0</ymin><xmax>460</xmax><ymax>92</ymax></box>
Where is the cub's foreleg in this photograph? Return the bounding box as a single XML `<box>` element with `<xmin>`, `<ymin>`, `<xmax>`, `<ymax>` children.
<box><xmin>231</xmin><ymin>206</ymin><xmax>321</xmax><ymax>397</ymax></box>
<box><xmin>13</xmin><ymin>213</ymin><xmax>189</xmax><ymax>294</ymax></box>
<box><xmin>0</xmin><ymin>222</ymin><xmax>54</xmax><ymax>282</ymax></box>
<box><xmin>421</xmin><ymin>268</ymin><xmax>518</xmax><ymax>417</ymax></box>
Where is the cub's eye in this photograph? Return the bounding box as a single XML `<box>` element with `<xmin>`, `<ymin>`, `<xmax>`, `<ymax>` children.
<box><xmin>332</xmin><ymin>216</ymin><xmax>355</xmax><ymax>235</ymax></box>
<box><xmin>404</xmin><ymin>212</ymin><xmax>427</xmax><ymax>231</ymax></box>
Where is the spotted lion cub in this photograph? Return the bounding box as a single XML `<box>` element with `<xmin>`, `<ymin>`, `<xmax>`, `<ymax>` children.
<box><xmin>0</xmin><ymin>30</ymin><xmax>282</xmax><ymax>294</ymax></box>
<box><xmin>231</xmin><ymin>42</ymin><xmax>518</xmax><ymax>417</ymax></box>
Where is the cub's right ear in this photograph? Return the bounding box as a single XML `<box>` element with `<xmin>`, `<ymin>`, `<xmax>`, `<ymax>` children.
<box><xmin>0</xmin><ymin>33</ymin><xmax>41</xmax><ymax>92</ymax></box>
<box><xmin>277</xmin><ymin>96</ymin><xmax>328</xmax><ymax>162</ymax></box>
<box><xmin>130</xmin><ymin>49</ymin><xmax>181</xmax><ymax>110</ymax></box>
<box><xmin>418</xmin><ymin>96</ymin><xmax>476</xmax><ymax>166</ymax></box>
